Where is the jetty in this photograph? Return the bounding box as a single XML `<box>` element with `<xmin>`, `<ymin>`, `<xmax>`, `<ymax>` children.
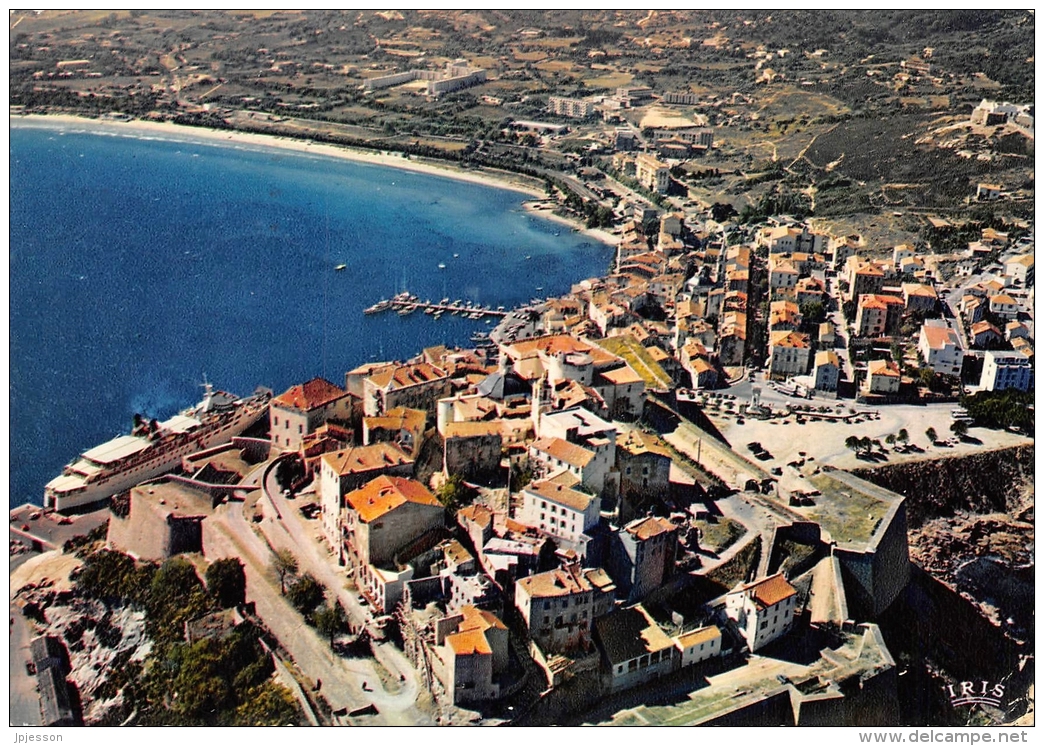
<box><xmin>364</xmin><ymin>292</ymin><xmax>509</xmax><ymax>320</ymax></box>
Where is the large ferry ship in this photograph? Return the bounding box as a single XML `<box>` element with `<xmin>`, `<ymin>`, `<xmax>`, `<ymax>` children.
<box><xmin>44</xmin><ymin>383</ymin><xmax>271</xmax><ymax>512</ymax></box>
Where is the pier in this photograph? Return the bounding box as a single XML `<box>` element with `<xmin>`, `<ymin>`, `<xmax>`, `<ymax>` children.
<box><xmin>364</xmin><ymin>292</ymin><xmax>509</xmax><ymax>320</ymax></box>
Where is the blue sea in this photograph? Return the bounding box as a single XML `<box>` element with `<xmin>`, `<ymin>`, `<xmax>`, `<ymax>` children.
<box><xmin>9</xmin><ymin>120</ymin><xmax>613</xmax><ymax>508</ymax></box>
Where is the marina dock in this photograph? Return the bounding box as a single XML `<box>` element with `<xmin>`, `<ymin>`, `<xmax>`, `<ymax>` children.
<box><xmin>364</xmin><ymin>292</ymin><xmax>509</xmax><ymax>320</ymax></box>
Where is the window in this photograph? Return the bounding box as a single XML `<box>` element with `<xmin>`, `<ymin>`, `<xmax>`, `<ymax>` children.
<box><xmin>273</xmin><ymin>415</ymin><xmax>279</xmax><ymax>426</ymax></box>
<box><xmin>760</xmin><ymin>620</ymin><xmax>768</xmax><ymax>630</ymax></box>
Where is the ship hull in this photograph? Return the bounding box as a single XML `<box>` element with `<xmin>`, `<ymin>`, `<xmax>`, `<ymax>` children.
<box><xmin>44</xmin><ymin>396</ymin><xmax>269</xmax><ymax>513</ymax></box>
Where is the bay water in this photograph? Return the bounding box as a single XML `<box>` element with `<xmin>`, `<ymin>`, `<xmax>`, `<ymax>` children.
<box><xmin>9</xmin><ymin>121</ymin><xmax>612</xmax><ymax>507</ymax></box>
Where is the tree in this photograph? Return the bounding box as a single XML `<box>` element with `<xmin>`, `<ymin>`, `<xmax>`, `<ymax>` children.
<box><xmin>286</xmin><ymin>573</ymin><xmax>325</xmax><ymax>617</ymax></box>
<box><xmin>272</xmin><ymin>549</ymin><xmax>298</xmax><ymax>596</ymax></box>
<box><xmin>885</xmin><ymin>434</ymin><xmax>896</xmax><ymax>446</ymax></box>
<box><xmin>926</xmin><ymin>427</ymin><xmax>938</xmax><ymax>444</ymax></box>
<box><xmin>950</xmin><ymin>420</ymin><xmax>969</xmax><ymax>439</ymax></box>
<box><xmin>844</xmin><ymin>435</ymin><xmax>860</xmax><ymax>453</ymax></box>
<box><xmin>800</xmin><ymin>300</ymin><xmax>826</xmax><ymax>324</ymax></box>
<box><xmin>233</xmin><ymin>682</ymin><xmax>301</xmax><ymax>726</ymax></box>
<box><xmin>437</xmin><ymin>473</ymin><xmax>478</xmax><ymax>514</ymax></box>
<box><xmin>205</xmin><ymin>558</ymin><xmax>246</xmax><ymax>609</ymax></box>
<box><xmin>275</xmin><ymin>456</ymin><xmax>304</xmax><ymax>493</ymax></box>
<box><xmin>897</xmin><ymin>429</ymin><xmax>909</xmax><ymax>446</ymax></box>
<box><xmin>859</xmin><ymin>436</ymin><xmax>873</xmax><ymax>455</ymax></box>
<box><xmin>313</xmin><ymin>602</ymin><xmax>347</xmax><ymax>646</ymax></box>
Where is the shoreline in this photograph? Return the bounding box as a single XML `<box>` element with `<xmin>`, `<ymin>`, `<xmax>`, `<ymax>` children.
<box><xmin>14</xmin><ymin>113</ymin><xmax>618</xmax><ymax>248</ymax></box>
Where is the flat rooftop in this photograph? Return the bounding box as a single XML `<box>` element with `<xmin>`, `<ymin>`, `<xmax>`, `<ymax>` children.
<box><xmin>605</xmin><ymin>624</ymin><xmax>894</xmax><ymax>726</ymax></box>
<box><xmin>801</xmin><ymin>469</ymin><xmax>903</xmax><ymax>549</ymax></box>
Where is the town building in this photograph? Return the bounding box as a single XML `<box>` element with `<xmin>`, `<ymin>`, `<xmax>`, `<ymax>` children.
<box><xmin>917</xmin><ymin>320</ymin><xmax>964</xmax><ymax>377</ymax></box>
<box><xmin>596</xmin><ymin>604</ymin><xmax>676</xmax><ymax>693</ymax></box>
<box><xmin>431</xmin><ymin>605</ymin><xmax>510</xmax><ymax>706</ymax></box>
<box><xmin>319</xmin><ymin>442</ymin><xmax>415</xmax><ymax>555</ymax></box>
<box><xmin>362</xmin><ymin>406</ymin><xmax>427</xmax><ymax>456</ymax></box>
<box><xmin>901</xmin><ymin>283</ymin><xmax>938</xmax><ymax>314</ymax></box>
<box><xmin>1004</xmin><ymin>254</ymin><xmax>1034</xmax><ymax>286</ymax></box>
<box><xmin>443</xmin><ymin>420</ymin><xmax>503</xmax><ymax>481</ymax></box>
<box><xmin>343</xmin><ymin>475</ymin><xmax>446</xmax><ymax>612</ymax></box>
<box><xmin>271</xmin><ymin>377</ymin><xmax>354</xmax><ymax>450</ymax></box>
<box><xmin>363</xmin><ymin>362</ymin><xmax>451</xmax><ymax>418</ymax></box>
<box><xmin>607</xmin><ymin>516</ymin><xmax>678</xmax><ymax>603</ymax></box>
<box><xmin>515</xmin><ymin>563</ymin><xmax>616</xmax><ymax>655</ymax></box>
<box><xmin>725</xmin><ymin>573</ymin><xmax>799</xmax><ymax>652</ymax></box>
<box><xmin>519</xmin><ymin>477</ymin><xmax>601</xmax><ymax>550</ymax></box>
<box><xmin>635</xmin><ymin>153</ymin><xmax>671</xmax><ymax>194</ymax></box>
<box><xmin>988</xmin><ymin>293</ymin><xmax>1020</xmax><ymax>320</ymax></box>
<box><xmin>768</xmin><ymin>331</ymin><xmax>812</xmax><ymax>378</ymax></box>
<box><xmin>548</xmin><ymin>96</ymin><xmax>595</xmax><ymax>119</ymax></box>
<box><xmin>674</xmin><ymin>625</ymin><xmax>722</xmax><ymax>668</ymax></box>
<box><xmin>615</xmin><ymin>430</ymin><xmax>672</xmax><ymax>524</ymax></box>
<box><xmin>980</xmin><ymin>350</ymin><xmax>1032</xmax><ymax>392</ymax></box>
<box><xmin>855</xmin><ymin>294</ymin><xmax>905</xmax><ymax>338</ymax></box>
<box><xmin>812</xmin><ymin>351</ymin><xmax>840</xmax><ymax>392</ymax></box>
<box><xmin>865</xmin><ymin>359</ymin><xmax>901</xmax><ymax>395</ymax></box>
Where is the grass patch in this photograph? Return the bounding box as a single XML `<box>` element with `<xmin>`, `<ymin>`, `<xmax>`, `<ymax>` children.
<box><xmin>594</xmin><ymin>336</ymin><xmax>674</xmax><ymax>392</ymax></box>
<box><xmin>694</xmin><ymin>516</ymin><xmax>746</xmax><ymax>554</ymax></box>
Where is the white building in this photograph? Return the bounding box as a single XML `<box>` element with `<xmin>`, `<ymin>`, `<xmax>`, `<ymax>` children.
<box><xmin>674</xmin><ymin>625</ymin><xmax>722</xmax><ymax>667</ymax></box>
<box><xmin>520</xmin><ymin>478</ymin><xmax>601</xmax><ymax>547</ymax></box>
<box><xmin>813</xmin><ymin>350</ymin><xmax>840</xmax><ymax>392</ymax></box>
<box><xmin>980</xmin><ymin>350</ymin><xmax>1033</xmax><ymax>392</ymax></box>
<box><xmin>918</xmin><ymin>320</ymin><xmax>964</xmax><ymax>378</ymax></box>
<box><xmin>548</xmin><ymin>96</ymin><xmax>595</xmax><ymax>119</ymax></box>
<box><xmin>725</xmin><ymin>573</ymin><xmax>799</xmax><ymax>652</ymax></box>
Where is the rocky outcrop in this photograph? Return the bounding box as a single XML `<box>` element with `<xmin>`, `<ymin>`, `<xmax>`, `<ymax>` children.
<box><xmin>851</xmin><ymin>445</ymin><xmax>1033</xmax><ymax>528</ymax></box>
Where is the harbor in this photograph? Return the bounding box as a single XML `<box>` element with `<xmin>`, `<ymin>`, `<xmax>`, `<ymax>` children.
<box><xmin>364</xmin><ymin>292</ymin><xmax>510</xmax><ymax>320</ymax></box>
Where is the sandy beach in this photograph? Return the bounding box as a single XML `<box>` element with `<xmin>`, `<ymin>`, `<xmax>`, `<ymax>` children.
<box><xmin>15</xmin><ymin>113</ymin><xmax>619</xmax><ymax>248</ymax></box>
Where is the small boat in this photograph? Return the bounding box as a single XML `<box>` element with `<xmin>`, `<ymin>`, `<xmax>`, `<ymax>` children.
<box><xmin>535</xmin><ymin>286</ymin><xmax>544</xmax><ymax>291</ymax></box>
<box><xmin>524</xmin><ymin>255</ymin><xmax>532</xmax><ymax>260</ymax></box>
<box><xmin>453</xmin><ymin>253</ymin><xmax>459</xmax><ymax>258</ymax></box>
<box><xmin>334</xmin><ymin>263</ymin><xmax>347</xmax><ymax>271</ymax></box>
<box><xmin>437</xmin><ymin>263</ymin><xmax>446</xmax><ymax>269</ymax></box>
<box><xmin>440</xmin><ymin>297</ymin><xmax>450</xmax><ymax>304</ymax></box>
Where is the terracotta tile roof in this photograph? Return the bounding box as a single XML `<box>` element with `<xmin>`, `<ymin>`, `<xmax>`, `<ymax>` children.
<box><xmin>600</xmin><ymin>365</ymin><xmax>645</xmax><ymax>386</ymax></box>
<box><xmin>991</xmin><ymin>294</ymin><xmax>1018</xmax><ymax>306</ymax></box>
<box><xmin>457</xmin><ymin>504</ymin><xmax>493</xmax><ymax>530</ymax></box>
<box><xmin>446</xmin><ymin>629</ymin><xmax>492</xmax><ymax>656</ymax></box>
<box><xmin>859</xmin><ymin>294</ymin><xmax>905</xmax><ymax>310</ymax></box>
<box><xmin>459</xmin><ymin>604</ymin><xmax>507</xmax><ymax>632</ymax></box>
<box><xmin>274</xmin><ymin>377</ymin><xmax>348</xmax><ymax>410</ymax></box>
<box><xmin>529</xmin><ymin>437</ymin><xmax>595</xmax><ymax>469</ymax></box>
<box><xmin>815</xmin><ymin>350</ymin><xmax>839</xmax><ymax>367</ymax></box>
<box><xmin>322</xmin><ymin>442</ymin><xmax>414</xmax><ymax>476</ymax></box>
<box><xmin>367</xmin><ymin>362</ymin><xmax>447</xmax><ymax>391</ymax></box>
<box><xmin>626</xmin><ymin>516</ymin><xmax>675</xmax><ymax>541</ymax></box>
<box><xmin>444</xmin><ymin>420</ymin><xmax>503</xmax><ymax>439</ymax></box>
<box><xmin>517</xmin><ymin>564</ymin><xmax>614</xmax><ymax>599</ymax></box>
<box><xmin>868</xmin><ymin>359</ymin><xmax>901</xmax><ymax>378</ymax></box>
<box><xmin>363</xmin><ymin>407</ymin><xmax>427</xmax><ymax>433</ymax></box>
<box><xmin>345</xmin><ymin>475</ymin><xmax>441</xmax><ymax>523</ymax></box>
<box><xmin>921</xmin><ymin>323</ymin><xmax>960</xmax><ymax>350</ymax></box>
<box><xmin>746</xmin><ymin>573</ymin><xmax>797</xmax><ymax>609</ymax></box>
<box><xmin>675</xmin><ymin>625</ymin><xmax>721</xmax><ymax>649</ymax></box>
<box><xmin>507</xmin><ymin>334</ymin><xmax>593</xmax><ymax>359</ymax></box>
<box><xmin>769</xmin><ymin>330</ymin><xmax>811</xmax><ymax>349</ymax></box>
<box><xmin>970</xmin><ymin>320</ymin><xmax>1001</xmax><ymax>337</ymax></box>
<box><xmin>691</xmin><ymin>358</ymin><xmax>715</xmax><ymax>374</ymax></box>
<box><xmin>524</xmin><ymin>478</ymin><xmax>597</xmax><ymax>513</ymax></box>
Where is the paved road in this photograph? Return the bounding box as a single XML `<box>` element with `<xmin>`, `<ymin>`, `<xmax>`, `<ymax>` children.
<box><xmin>207</xmin><ymin>502</ymin><xmax>383</xmax><ymax>720</ymax></box>
<box><xmin>260</xmin><ymin>467</ymin><xmax>432</xmax><ymax>724</ymax></box>
<box><xmin>9</xmin><ymin>606</ymin><xmax>42</xmax><ymax>726</ymax></box>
